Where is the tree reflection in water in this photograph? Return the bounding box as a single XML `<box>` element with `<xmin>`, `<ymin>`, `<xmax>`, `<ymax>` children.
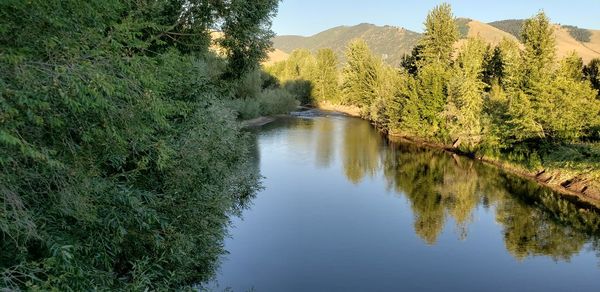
<box><xmin>335</xmin><ymin>116</ymin><xmax>600</xmax><ymax>260</ymax></box>
<box><xmin>259</xmin><ymin>115</ymin><xmax>600</xmax><ymax>262</ymax></box>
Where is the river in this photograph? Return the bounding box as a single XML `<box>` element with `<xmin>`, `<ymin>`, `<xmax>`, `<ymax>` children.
<box><xmin>210</xmin><ymin>111</ymin><xmax>600</xmax><ymax>291</ymax></box>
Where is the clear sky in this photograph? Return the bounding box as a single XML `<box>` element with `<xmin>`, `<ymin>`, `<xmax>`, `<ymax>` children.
<box><xmin>272</xmin><ymin>0</ymin><xmax>600</xmax><ymax>36</ymax></box>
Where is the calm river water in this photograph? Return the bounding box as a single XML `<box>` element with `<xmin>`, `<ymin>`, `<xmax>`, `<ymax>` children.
<box><xmin>211</xmin><ymin>111</ymin><xmax>600</xmax><ymax>291</ymax></box>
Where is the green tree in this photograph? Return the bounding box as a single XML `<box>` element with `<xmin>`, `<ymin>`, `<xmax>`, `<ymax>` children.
<box><xmin>341</xmin><ymin>39</ymin><xmax>383</xmax><ymax>109</ymax></box>
<box><xmin>504</xmin><ymin>12</ymin><xmax>556</xmax><ymax>142</ymax></box>
<box><xmin>520</xmin><ymin>11</ymin><xmax>556</xmax><ymax>91</ymax></box>
<box><xmin>540</xmin><ymin>53</ymin><xmax>599</xmax><ymax>141</ymax></box>
<box><xmin>418</xmin><ymin>3</ymin><xmax>459</xmax><ymax>66</ymax></box>
<box><xmin>313</xmin><ymin>48</ymin><xmax>340</xmax><ymax>103</ymax></box>
<box><xmin>557</xmin><ymin>51</ymin><xmax>584</xmax><ymax>81</ymax></box>
<box><xmin>0</xmin><ymin>0</ymin><xmax>281</xmax><ymax>289</ymax></box>
<box><xmin>220</xmin><ymin>0</ymin><xmax>280</xmax><ymax>78</ymax></box>
<box><xmin>584</xmin><ymin>58</ymin><xmax>600</xmax><ymax>97</ymax></box>
<box><xmin>445</xmin><ymin>38</ymin><xmax>487</xmax><ymax>150</ymax></box>
<box><xmin>415</xmin><ymin>61</ymin><xmax>452</xmax><ymax>138</ymax></box>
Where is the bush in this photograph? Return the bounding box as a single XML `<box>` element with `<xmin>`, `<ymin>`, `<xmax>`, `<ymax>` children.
<box><xmin>283</xmin><ymin>80</ymin><xmax>313</xmax><ymax>105</ymax></box>
<box><xmin>232</xmin><ymin>69</ymin><xmax>263</xmax><ymax>99</ymax></box>
<box><xmin>231</xmin><ymin>98</ymin><xmax>262</xmax><ymax>119</ymax></box>
<box><xmin>258</xmin><ymin>88</ymin><xmax>300</xmax><ymax>115</ymax></box>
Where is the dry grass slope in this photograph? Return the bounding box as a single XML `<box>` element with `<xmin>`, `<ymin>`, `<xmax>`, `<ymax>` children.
<box><xmin>269</xmin><ymin>20</ymin><xmax>600</xmax><ymax>66</ymax></box>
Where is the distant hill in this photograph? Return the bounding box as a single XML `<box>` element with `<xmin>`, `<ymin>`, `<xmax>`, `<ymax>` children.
<box><xmin>263</xmin><ymin>49</ymin><xmax>289</xmax><ymax>66</ymax></box>
<box><xmin>272</xmin><ymin>23</ymin><xmax>421</xmax><ymax>67</ymax></box>
<box><xmin>271</xmin><ymin>19</ymin><xmax>600</xmax><ymax>66</ymax></box>
<box><xmin>487</xmin><ymin>19</ymin><xmax>600</xmax><ymax>62</ymax></box>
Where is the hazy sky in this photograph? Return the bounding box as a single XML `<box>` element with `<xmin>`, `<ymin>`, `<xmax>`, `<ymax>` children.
<box><xmin>272</xmin><ymin>0</ymin><xmax>600</xmax><ymax>36</ymax></box>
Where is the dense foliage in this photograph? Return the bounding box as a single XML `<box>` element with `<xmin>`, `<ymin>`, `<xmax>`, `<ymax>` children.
<box><xmin>0</xmin><ymin>0</ymin><xmax>295</xmax><ymax>290</ymax></box>
<box><xmin>267</xmin><ymin>5</ymin><xmax>600</xmax><ymax>176</ymax></box>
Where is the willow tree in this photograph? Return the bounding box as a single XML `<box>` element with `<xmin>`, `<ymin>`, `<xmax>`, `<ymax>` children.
<box><xmin>0</xmin><ymin>0</ymin><xmax>278</xmax><ymax>289</ymax></box>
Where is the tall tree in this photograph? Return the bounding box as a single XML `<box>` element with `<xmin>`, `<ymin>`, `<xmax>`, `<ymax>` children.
<box><xmin>520</xmin><ymin>11</ymin><xmax>556</xmax><ymax>91</ymax></box>
<box><xmin>341</xmin><ymin>39</ymin><xmax>382</xmax><ymax>109</ymax></box>
<box><xmin>445</xmin><ymin>38</ymin><xmax>487</xmax><ymax>150</ymax></box>
<box><xmin>313</xmin><ymin>48</ymin><xmax>340</xmax><ymax>103</ymax></box>
<box><xmin>220</xmin><ymin>0</ymin><xmax>280</xmax><ymax>78</ymax></box>
<box><xmin>557</xmin><ymin>51</ymin><xmax>584</xmax><ymax>81</ymax></box>
<box><xmin>418</xmin><ymin>3</ymin><xmax>459</xmax><ymax>66</ymax></box>
<box><xmin>504</xmin><ymin>12</ymin><xmax>556</xmax><ymax>141</ymax></box>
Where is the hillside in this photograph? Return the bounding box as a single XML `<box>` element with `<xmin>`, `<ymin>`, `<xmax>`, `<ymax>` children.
<box><xmin>488</xmin><ymin>19</ymin><xmax>600</xmax><ymax>62</ymax></box>
<box><xmin>263</xmin><ymin>48</ymin><xmax>289</xmax><ymax>65</ymax></box>
<box><xmin>273</xmin><ymin>23</ymin><xmax>421</xmax><ymax>67</ymax></box>
<box><xmin>272</xmin><ymin>20</ymin><xmax>600</xmax><ymax>66</ymax></box>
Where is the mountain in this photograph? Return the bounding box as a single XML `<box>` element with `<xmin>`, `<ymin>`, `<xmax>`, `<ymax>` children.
<box><xmin>263</xmin><ymin>48</ymin><xmax>289</xmax><ymax>66</ymax></box>
<box><xmin>271</xmin><ymin>19</ymin><xmax>600</xmax><ymax>66</ymax></box>
<box><xmin>272</xmin><ymin>23</ymin><xmax>421</xmax><ymax>67</ymax></box>
<box><xmin>488</xmin><ymin>19</ymin><xmax>600</xmax><ymax>62</ymax></box>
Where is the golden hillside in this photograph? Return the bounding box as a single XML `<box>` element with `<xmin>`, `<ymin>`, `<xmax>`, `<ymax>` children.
<box><xmin>467</xmin><ymin>20</ymin><xmax>599</xmax><ymax>63</ymax></box>
<box><xmin>271</xmin><ymin>20</ymin><xmax>600</xmax><ymax>66</ymax></box>
<box><xmin>262</xmin><ymin>49</ymin><xmax>289</xmax><ymax>66</ymax></box>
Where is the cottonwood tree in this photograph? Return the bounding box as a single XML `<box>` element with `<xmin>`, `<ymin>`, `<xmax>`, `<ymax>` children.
<box><xmin>341</xmin><ymin>39</ymin><xmax>383</xmax><ymax>109</ymax></box>
<box><xmin>445</xmin><ymin>38</ymin><xmax>487</xmax><ymax>150</ymax></box>
<box><xmin>313</xmin><ymin>48</ymin><xmax>340</xmax><ymax>103</ymax></box>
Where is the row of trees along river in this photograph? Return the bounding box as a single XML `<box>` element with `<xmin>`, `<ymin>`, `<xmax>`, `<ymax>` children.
<box><xmin>267</xmin><ymin>4</ymin><xmax>600</xmax><ymax>203</ymax></box>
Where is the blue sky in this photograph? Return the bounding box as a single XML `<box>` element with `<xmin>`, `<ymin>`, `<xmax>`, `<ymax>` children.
<box><xmin>272</xmin><ymin>0</ymin><xmax>600</xmax><ymax>36</ymax></box>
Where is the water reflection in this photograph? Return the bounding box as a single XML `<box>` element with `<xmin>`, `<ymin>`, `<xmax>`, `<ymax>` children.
<box><xmin>342</xmin><ymin>118</ymin><xmax>382</xmax><ymax>184</ymax></box>
<box><xmin>315</xmin><ymin>118</ymin><xmax>335</xmax><ymax>168</ymax></box>
<box><xmin>275</xmin><ymin>114</ymin><xmax>600</xmax><ymax>260</ymax></box>
<box><xmin>215</xmin><ymin>114</ymin><xmax>600</xmax><ymax>291</ymax></box>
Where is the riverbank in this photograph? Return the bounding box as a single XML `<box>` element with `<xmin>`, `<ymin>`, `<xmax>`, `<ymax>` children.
<box><xmin>316</xmin><ymin>103</ymin><xmax>600</xmax><ymax>208</ymax></box>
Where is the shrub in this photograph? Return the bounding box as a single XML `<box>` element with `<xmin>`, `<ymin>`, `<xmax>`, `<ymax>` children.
<box><xmin>258</xmin><ymin>88</ymin><xmax>300</xmax><ymax>115</ymax></box>
<box><xmin>283</xmin><ymin>80</ymin><xmax>313</xmax><ymax>104</ymax></box>
<box><xmin>231</xmin><ymin>98</ymin><xmax>262</xmax><ymax>119</ymax></box>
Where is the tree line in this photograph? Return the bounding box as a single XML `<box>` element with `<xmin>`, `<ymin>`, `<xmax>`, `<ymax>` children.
<box><xmin>268</xmin><ymin>4</ymin><xmax>600</xmax><ymax>169</ymax></box>
<box><xmin>0</xmin><ymin>0</ymin><xmax>295</xmax><ymax>290</ymax></box>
